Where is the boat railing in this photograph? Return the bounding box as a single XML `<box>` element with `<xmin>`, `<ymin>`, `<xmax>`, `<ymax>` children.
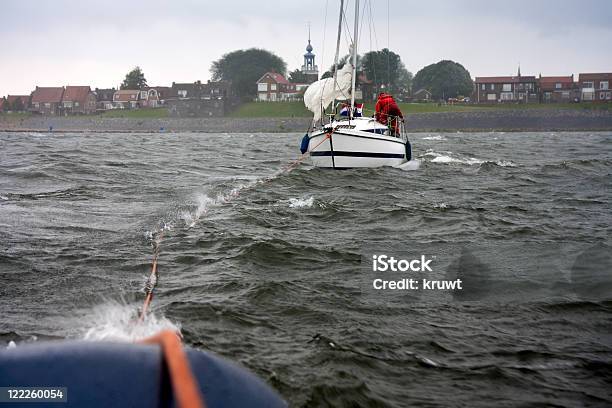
<box><xmin>398</xmin><ymin>120</ymin><xmax>408</xmax><ymax>142</ymax></box>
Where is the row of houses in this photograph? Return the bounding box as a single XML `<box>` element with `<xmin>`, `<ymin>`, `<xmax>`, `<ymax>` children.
<box><xmin>0</xmin><ymin>80</ymin><xmax>236</xmax><ymax>117</ymax></box>
<box><xmin>256</xmin><ymin>71</ymin><xmax>375</xmax><ymax>102</ymax></box>
<box><xmin>473</xmin><ymin>71</ymin><xmax>611</xmax><ymax>104</ymax></box>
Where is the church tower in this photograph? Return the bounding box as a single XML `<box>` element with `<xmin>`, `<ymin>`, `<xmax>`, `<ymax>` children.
<box><xmin>301</xmin><ymin>25</ymin><xmax>319</xmax><ymax>84</ymax></box>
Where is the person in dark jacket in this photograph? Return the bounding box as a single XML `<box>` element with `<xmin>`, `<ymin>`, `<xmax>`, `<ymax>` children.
<box><xmin>375</xmin><ymin>93</ymin><xmax>403</xmax><ymax>136</ymax></box>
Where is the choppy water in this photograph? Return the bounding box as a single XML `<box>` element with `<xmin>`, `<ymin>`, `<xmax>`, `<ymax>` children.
<box><xmin>1</xmin><ymin>131</ymin><xmax>611</xmax><ymax>407</ymax></box>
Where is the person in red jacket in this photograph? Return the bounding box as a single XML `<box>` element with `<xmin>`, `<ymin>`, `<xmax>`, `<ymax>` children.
<box><xmin>375</xmin><ymin>92</ymin><xmax>404</xmax><ymax>136</ymax></box>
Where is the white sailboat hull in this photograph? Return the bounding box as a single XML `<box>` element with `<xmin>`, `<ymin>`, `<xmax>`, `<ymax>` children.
<box><xmin>307</xmin><ymin>126</ymin><xmax>410</xmax><ymax>168</ymax></box>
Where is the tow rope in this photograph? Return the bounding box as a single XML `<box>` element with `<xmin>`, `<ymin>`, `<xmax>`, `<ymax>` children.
<box><xmin>137</xmin><ymin>130</ymin><xmax>333</xmax><ymax>321</ymax></box>
<box><xmin>139</xmin><ymin>230</ymin><xmax>164</xmax><ymax>322</ymax></box>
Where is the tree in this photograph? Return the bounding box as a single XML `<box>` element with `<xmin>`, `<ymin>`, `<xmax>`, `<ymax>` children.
<box><xmin>361</xmin><ymin>48</ymin><xmax>412</xmax><ymax>95</ymax></box>
<box><xmin>120</xmin><ymin>66</ymin><xmax>147</xmax><ymax>90</ymax></box>
<box><xmin>210</xmin><ymin>48</ymin><xmax>286</xmax><ymax>97</ymax></box>
<box><xmin>288</xmin><ymin>69</ymin><xmax>308</xmax><ymax>83</ymax></box>
<box><xmin>1</xmin><ymin>98</ymin><xmax>9</xmax><ymax>112</ymax></box>
<box><xmin>12</xmin><ymin>97</ymin><xmax>24</xmax><ymax>112</ymax></box>
<box><xmin>412</xmin><ymin>60</ymin><xmax>473</xmax><ymax>100</ymax></box>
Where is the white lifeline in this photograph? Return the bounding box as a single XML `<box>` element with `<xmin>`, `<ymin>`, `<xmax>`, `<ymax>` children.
<box><xmin>307</xmin><ymin>116</ymin><xmax>411</xmax><ymax>168</ymax></box>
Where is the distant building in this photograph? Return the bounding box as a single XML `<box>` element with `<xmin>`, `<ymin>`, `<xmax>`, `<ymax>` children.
<box><xmin>413</xmin><ymin>88</ymin><xmax>432</xmax><ymax>102</ymax></box>
<box><xmin>113</xmin><ymin>90</ymin><xmax>141</xmax><ymax>109</ymax></box>
<box><xmin>6</xmin><ymin>95</ymin><xmax>30</xmax><ymax>111</ymax></box>
<box><xmin>61</xmin><ymin>86</ymin><xmax>97</xmax><ymax>114</ymax></box>
<box><xmin>300</xmin><ymin>30</ymin><xmax>319</xmax><ymax>84</ymax></box>
<box><xmin>256</xmin><ymin>72</ymin><xmax>299</xmax><ymax>101</ymax></box>
<box><xmin>358</xmin><ymin>72</ymin><xmax>375</xmax><ymax>101</ymax></box>
<box><xmin>578</xmin><ymin>73</ymin><xmax>611</xmax><ymax>102</ymax></box>
<box><xmin>95</xmin><ymin>88</ymin><xmax>116</xmax><ymax>110</ymax></box>
<box><xmin>138</xmin><ymin>88</ymin><xmax>159</xmax><ymax>108</ymax></box>
<box><xmin>166</xmin><ymin>80</ymin><xmax>237</xmax><ymax>117</ymax></box>
<box><xmin>30</xmin><ymin>86</ymin><xmax>65</xmax><ymax>115</ymax></box>
<box><xmin>143</xmin><ymin>86</ymin><xmax>173</xmax><ymax>107</ymax></box>
<box><xmin>474</xmin><ymin>67</ymin><xmax>537</xmax><ymax>103</ymax></box>
<box><xmin>538</xmin><ymin>75</ymin><xmax>577</xmax><ymax>103</ymax></box>
<box><xmin>170</xmin><ymin>81</ymin><xmax>203</xmax><ymax>99</ymax></box>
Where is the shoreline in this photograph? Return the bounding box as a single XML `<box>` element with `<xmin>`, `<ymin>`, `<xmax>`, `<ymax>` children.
<box><xmin>1</xmin><ymin>109</ymin><xmax>611</xmax><ymax>133</ymax></box>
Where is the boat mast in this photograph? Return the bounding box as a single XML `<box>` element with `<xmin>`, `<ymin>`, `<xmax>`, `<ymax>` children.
<box><xmin>350</xmin><ymin>0</ymin><xmax>359</xmax><ymax>119</ymax></box>
<box><xmin>332</xmin><ymin>0</ymin><xmax>344</xmax><ymax>100</ymax></box>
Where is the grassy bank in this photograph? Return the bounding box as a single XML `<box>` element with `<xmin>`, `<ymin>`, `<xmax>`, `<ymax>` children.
<box><xmin>229</xmin><ymin>101</ymin><xmax>484</xmax><ymax>117</ymax></box>
<box><xmin>0</xmin><ymin>112</ymin><xmax>32</xmax><ymax>119</ymax></box>
<box><xmin>229</xmin><ymin>101</ymin><xmax>608</xmax><ymax>118</ymax></box>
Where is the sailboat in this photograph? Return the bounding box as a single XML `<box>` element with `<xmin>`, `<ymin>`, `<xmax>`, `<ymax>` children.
<box><xmin>300</xmin><ymin>0</ymin><xmax>413</xmax><ymax>169</ymax></box>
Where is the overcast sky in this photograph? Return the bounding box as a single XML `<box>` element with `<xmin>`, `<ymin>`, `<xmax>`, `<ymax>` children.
<box><xmin>1</xmin><ymin>0</ymin><xmax>611</xmax><ymax>95</ymax></box>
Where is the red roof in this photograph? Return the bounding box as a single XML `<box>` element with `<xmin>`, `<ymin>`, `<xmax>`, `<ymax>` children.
<box><xmin>538</xmin><ymin>76</ymin><xmax>574</xmax><ymax>91</ymax></box>
<box><xmin>257</xmin><ymin>72</ymin><xmax>290</xmax><ymax>85</ymax></box>
<box><xmin>539</xmin><ymin>76</ymin><xmax>573</xmax><ymax>83</ymax></box>
<box><xmin>7</xmin><ymin>95</ymin><xmax>29</xmax><ymax>105</ymax></box>
<box><xmin>113</xmin><ymin>90</ymin><xmax>140</xmax><ymax>102</ymax></box>
<box><xmin>31</xmin><ymin>87</ymin><xmax>64</xmax><ymax>103</ymax></box>
<box><xmin>358</xmin><ymin>73</ymin><xmax>373</xmax><ymax>84</ymax></box>
<box><xmin>475</xmin><ymin>76</ymin><xmax>514</xmax><ymax>83</ymax></box>
<box><xmin>62</xmin><ymin>86</ymin><xmax>92</xmax><ymax>102</ymax></box>
<box><xmin>475</xmin><ymin>76</ymin><xmax>536</xmax><ymax>83</ymax></box>
<box><xmin>578</xmin><ymin>73</ymin><xmax>612</xmax><ymax>81</ymax></box>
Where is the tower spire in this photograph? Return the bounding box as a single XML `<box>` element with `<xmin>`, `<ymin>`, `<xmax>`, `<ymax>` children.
<box><xmin>301</xmin><ymin>21</ymin><xmax>318</xmax><ymax>83</ymax></box>
<box><xmin>517</xmin><ymin>63</ymin><xmax>521</xmax><ymax>77</ymax></box>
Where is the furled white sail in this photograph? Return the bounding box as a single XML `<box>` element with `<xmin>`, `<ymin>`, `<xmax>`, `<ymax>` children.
<box><xmin>303</xmin><ymin>62</ymin><xmax>353</xmax><ymax>123</ymax></box>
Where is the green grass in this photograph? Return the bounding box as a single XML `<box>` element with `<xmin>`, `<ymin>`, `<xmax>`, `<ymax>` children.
<box><xmin>469</xmin><ymin>102</ymin><xmax>608</xmax><ymax>111</ymax></box>
<box><xmin>98</xmin><ymin>108</ymin><xmax>169</xmax><ymax>118</ymax></box>
<box><xmin>229</xmin><ymin>101</ymin><xmax>481</xmax><ymax>118</ymax></box>
<box><xmin>229</xmin><ymin>101</ymin><xmax>608</xmax><ymax>118</ymax></box>
<box><xmin>228</xmin><ymin>101</ymin><xmax>311</xmax><ymax>117</ymax></box>
<box><xmin>0</xmin><ymin>112</ymin><xmax>32</xmax><ymax>119</ymax></box>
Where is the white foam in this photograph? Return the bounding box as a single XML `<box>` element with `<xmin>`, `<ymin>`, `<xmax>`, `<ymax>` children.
<box><xmin>495</xmin><ymin>160</ymin><xmax>517</xmax><ymax>167</ymax></box>
<box><xmin>182</xmin><ymin>193</ymin><xmax>215</xmax><ymax>227</ymax></box>
<box><xmin>0</xmin><ymin>195</ymin><xmax>8</xmax><ymax>201</ymax></box>
<box><xmin>423</xmin><ymin>150</ymin><xmax>483</xmax><ymax>165</ymax></box>
<box><xmin>434</xmin><ymin>202</ymin><xmax>449</xmax><ymax>210</ymax></box>
<box><xmin>421</xmin><ymin>135</ymin><xmax>446</xmax><ymax>141</ymax></box>
<box><xmin>82</xmin><ymin>302</ymin><xmax>180</xmax><ymax>342</ymax></box>
<box><xmin>288</xmin><ymin>196</ymin><xmax>315</xmax><ymax>208</ymax></box>
<box><xmin>394</xmin><ymin>159</ymin><xmax>421</xmax><ymax>171</ymax></box>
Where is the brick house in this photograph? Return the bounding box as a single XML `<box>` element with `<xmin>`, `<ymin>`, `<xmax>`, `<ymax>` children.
<box><xmin>113</xmin><ymin>90</ymin><xmax>141</xmax><ymax>108</ymax></box>
<box><xmin>142</xmin><ymin>86</ymin><xmax>173</xmax><ymax>108</ymax></box>
<box><xmin>474</xmin><ymin>70</ymin><xmax>538</xmax><ymax>103</ymax></box>
<box><xmin>30</xmin><ymin>87</ymin><xmax>65</xmax><ymax>115</ymax></box>
<box><xmin>6</xmin><ymin>95</ymin><xmax>30</xmax><ymax>111</ymax></box>
<box><xmin>166</xmin><ymin>80</ymin><xmax>237</xmax><ymax>117</ymax></box>
<box><xmin>538</xmin><ymin>75</ymin><xmax>578</xmax><ymax>103</ymax></box>
<box><xmin>578</xmin><ymin>73</ymin><xmax>611</xmax><ymax>102</ymax></box>
<box><xmin>95</xmin><ymin>88</ymin><xmax>116</xmax><ymax>110</ymax></box>
<box><xmin>61</xmin><ymin>86</ymin><xmax>96</xmax><ymax>114</ymax></box>
<box><xmin>170</xmin><ymin>81</ymin><xmax>203</xmax><ymax>99</ymax></box>
<box><xmin>256</xmin><ymin>72</ymin><xmax>299</xmax><ymax>101</ymax></box>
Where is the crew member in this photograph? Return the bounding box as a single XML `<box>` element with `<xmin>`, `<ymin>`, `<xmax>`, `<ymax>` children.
<box><xmin>375</xmin><ymin>93</ymin><xmax>403</xmax><ymax>136</ymax></box>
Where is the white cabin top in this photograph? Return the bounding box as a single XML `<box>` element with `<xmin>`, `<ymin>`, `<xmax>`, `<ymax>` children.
<box><xmin>323</xmin><ymin>116</ymin><xmax>390</xmax><ymax>136</ymax></box>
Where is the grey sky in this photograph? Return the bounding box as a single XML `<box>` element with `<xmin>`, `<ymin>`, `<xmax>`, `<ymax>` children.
<box><xmin>1</xmin><ymin>0</ymin><xmax>611</xmax><ymax>95</ymax></box>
